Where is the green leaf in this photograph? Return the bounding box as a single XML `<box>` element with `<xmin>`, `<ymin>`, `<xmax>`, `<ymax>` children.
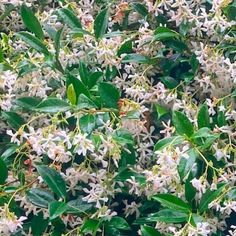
<box><xmin>17</xmin><ymin>32</ymin><xmax>50</xmax><ymax>56</ymax></box>
<box><xmin>122</xmin><ymin>53</ymin><xmax>150</xmax><ymax>64</ymax></box>
<box><xmin>31</xmin><ymin>212</ymin><xmax>48</xmax><ymax>236</ymax></box>
<box><xmin>99</xmin><ymin>82</ymin><xmax>120</xmax><ymax>108</ymax></box>
<box><xmin>35</xmin><ymin>98</ymin><xmax>70</xmax><ymax>113</ymax></box>
<box><xmin>113</xmin><ymin>129</ymin><xmax>134</xmax><ymax>145</ymax></box>
<box><xmin>224</xmin><ymin>5</ymin><xmax>236</xmax><ymax>21</ymax></box>
<box><xmin>109</xmin><ymin>217</ymin><xmax>131</xmax><ymax>231</ymax></box>
<box><xmin>2</xmin><ymin>111</ymin><xmax>25</xmax><ymax>130</ymax></box>
<box><xmin>1</xmin><ymin>145</ymin><xmax>18</xmax><ymax>161</ymax></box>
<box><xmin>154</xmin><ymin>136</ymin><xmax>185</xmax><ymax>151</ymax></box>
<box><xmin>141</xmin><ymin>225</ymin><xmax>162</xmax><ymax>236</ymax></box>
<box><xmin>54</xmin><ymin>27</ymin><xmax>63</xmax><ymax>60</ymax></box>
<box><xmin>147</xmin><ymin>209</ymin><xmax>188</xmax><ymax>223</ymax></box>
<box><xmin>88</xmin><ymin>71</ymin><xmax>103</xmax><ymax>89</ymax></box>
<box><xmin>36</xmin><ymin>165</ymin><xmax>67</xmax><ymax>198</ymax></box>
<box><xmin>94</xmin><ymin>8</ymin><xmax>109</xmax><ymax>39</ymax></box>
<box><xmin>79</xmin><ymin>114</ymin><xmax>96</xmax><ymax>134</ymax></box>
<box><xmin>115</xmin><ymin>168</ymin><xmax>146</xmax><ymax>184</ymax></box>
<box><xmin>0</xmin><ymin>158</ymin><xmax>8</xmax><ymax>185</ymax></box>
<box><xmin>155</xmin><ymin>104</ymin><xmax>168</xmax><ymax>119</ymax></box>
<box><xmin>132</xmin><ymin>3</ymin><xmax>148</xmax><ymax>17</ymax></box>
<box><xmin>66</xmin><ymin>197</ymin><xmax>92</xmax><ymax>214</ymax></box>
<box><xmin>154</xmin><ymin>27</ymin><xmax>179</xmax><ymax>41</ymax></box>
<box><xmin>152</xmin><ymin>194</ymin><xmax>191</xmax><ymax>213</ymax></box>
<box><xmin>117</xmin><ymin>40</ymin><xmax>133</xmax><ymax>57</ymax></box>
<box><xmin>20</xmin><ymin>4</ymin><xmax>44</xmax><ymax>39</ymax></box>
<box><xmin>192</xmin><ymin>127</ymin><xmax>212</xmax><ymax>139</ymax></box>
<box><xmin>15</xmin><ymin>96</ymin><xmax>41</xmax><ymax>110</ymax></box>
<box><xmin>189</xmin><ymin>213</ymin><xmax>204</xmax><ymax>227</ymax></box>
<box><xmin>159</xmin><ymin>76</ymin><xmax>179</xmax><ymax>89</ymax></box>
<box><xmin>78</xmin><ymin>61</ymin><xmax>89</xmax><ymax>85</ymax></box>
<box><xmin>81</xmin><ymin>219</ymin><xmax>100</xmax><ymax>234</ymax></box>
<box><xmin>172</xmin><ymin>111</ymin><xmax>194</xmax><ymax>137</ymax></box>
<box><xmin>217</xmin><ymin>110</ymin><xmax>227</xmax><ymax>127</ymax></box>
<box><xmin>27</xmin><ymin>188</ymin><xmax>55</xmax><ymax>208</ymax></box>
<box><xmin>57</xmin><ymin>8</ymin><xmax>82</xmax><ymax>29</ymax></box>
<box><xmin>77</xmin><ymin>94</ymin><xmax>98</xmax><ymax>109</ymax></box>
<box><xmin>185</xmin><ymin>173</ymin><xmax>196</xmax><ymax>203</ymax></box>
<box><xmin>49</xmin><ymin>201</ymin><xmax>68</xmax><ymax>220</ymax></box>
<box><xmin>67</xmin><ymin>84</ymin><xmax>77</xmax><ymax>105</ymax></box>
<box><xmin>178</xmin><ymin>149</ymin><xmax>198</xmax><ymax>181</ymax></box>
<box><xmin>197</xmin><ymin>105</ymin><xmax>210</xmax><ymax>128</ymax></box>
<box><xmin>66</xmin><ymin>74</ymin><xmax>90</xmax><ymax>104</ymax></box>
<box><xmin>199</xmin><ymin>184</ymin><xmax>226</xmax><ymax>213</ymax></box>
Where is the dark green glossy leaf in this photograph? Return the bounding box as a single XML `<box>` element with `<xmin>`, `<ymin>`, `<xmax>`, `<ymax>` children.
<box><xmin>77</xmin><ymin>94</ymin><xmax>98</xmax><ymax>109</ymax></box>
<box><xmin>36</xmin><ymin>165</ymin><xmax>67</xmax><ymax>198</ymax></box>
<box><xmin>31</xmin><ymin>212</ymin><xmax>49</xmax><ymax>236</ymax></box>
<box><xmin>109</xmin><ymin>216</ymin><xmax>131</xmax><ymax>231</ymax></box>
<box><xmin>154</xmin><ymin>27</ymin><xmax>179</xmax><ymax>41</ymax></box>
<box><xmin>99</xmin><ymin>82</ymin><xmax>120</xmax><ymax>108</ymax></box>
<box><xmin>199</xmin><ymin>184</ymin><xmax>226</xmax><ymax>213</ymax></box>
<box><xmin>147</xmin><ymin>209</ymin><xmax>188</xmax><ymax>223</ymax></box>
<box><xmin>0</xmin><ymin>158</ymin><xmax>8</xmax><ymax>184</ymax></box>
<box><xmin>1</xmin><ymin>145</ymin><xmax>18</xmax><ymax>161</ymax></box>
<box><xmin>27</xmin><ymin>188</ymin><xmax>55</xmax><ymax>208</ymax></box>
<box><xmin>172</xmin><ymin>111</ymin><xmax>194</xmax><ymax>137</ymax></box>
<box><xmin>2</xmin><ymin>111</ymin><xmax>25</xmax><ymax>130</ymax></box>
<box><xmin>122</xmin><ymin>53</ymin><xmax>150</xmax><ymax>64</ymax></box>
<box><xmin>197</xmin><ymin>105</ymin><xmax>210</xmax><ymax>128</ymax></box>
<box><xmin>141</xmin><ymin>225</ymin><xmax>162</xmax><ymax>236</ymax></box>
<box><xmin>88</xmin><ymin>71</ymin><xmax>103</xmax><ymax>89</ymax></box>
<box><xmin>81</xmin><ymin>219</ymin><xmax>100</xmax><ymax>234</ymax></box>
<box><xmin>15</xmin><ymin>96</ymin><xmax>41</xmax><ymax>110</ymax></box>
<box><xmin>113</xmin><ymin>129</ymin><xmax>134</xmax><ymax>145</ymax></box>
<box><xmin>155</xmin><ymin>104</ymin><xmax>168</xmax><ymax>119</ymax></box>
<box><xmin>49</xmin><ymin>201</ymin><xmax>68</xmax><ymax>220</ymax></box>
<box><xmin>178</xmin><ymin>149</ymin><xmax>198</xmax><ymax>181</ymax></box>
<box><xmin>79</xmin><ymin>114</ymin><xmax>96</xmax><ymax>134</ymax></box>
<box><xmin>66</xmin><ymin>197</ymin><xmax>93</xmax><ymax>214</ymax></box>
<box><xmin>20</xmin><ymin>4</ymin><xmax>44</xmax><ymax>39</ymax></box>
<box><xmin>57</xmin><ymin>8</ymin><xmax>82</xmax><ymax>29</ymax></box>
<box><xmin>17</xmin><ymin>32</ymin><xmax>50</xmax><ymax>56</ymax></box>
<box><xmin>54</xmin><ymin>27</ymin><xmax>63</xmax><ymax>60</ymax></box>
<box><xmin>117</xmin><ymin>40</ymin><xmax>133</xmax><ymax>57</ymax></box>
<box><xmin>66</xmin><ymin>74</ymin><xmax>90</xmax><ymax>104</ymax></box>
<box><xmin>152</xmin><ymin>193</ymin><xmax>191</xmax><ymax>213</ymax></box>
<box><xmin>154</xmin><ymin>136</ymin><xmax>185</xmax><ymax>151</ymax></box>
<box><xmin>132</xmin><ymin>3</ymin><xmax>148</xmax><ymax>17</ymax></box>
<box><xmin>35</xmin><ymin>98</ymin><xmax>70</xmax><ymax>113</ymax></box>
<box><xmin>159</xmin><ymin>76</ymin><xmax>179</xmax><ymax>89</ymax></box>
<box><xmin>94</xmin><ymin>8</ymin><xmax>109</xmax><ymax>39</ymax></box>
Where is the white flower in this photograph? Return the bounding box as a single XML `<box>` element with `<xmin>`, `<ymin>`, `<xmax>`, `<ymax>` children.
<box><xmin>191</xmin><ymin>178</ymin><xmax>207</xmax><ymax>196</ymax></box>
<box><xmin>73</xmin><ymin>133</ymin><xmax>95</xmax><ymax>156</ymax></box>
<box><xmin>0</xmin><ymin>215</ymin><xmax>27</xmax><ymax>234</ymax></box>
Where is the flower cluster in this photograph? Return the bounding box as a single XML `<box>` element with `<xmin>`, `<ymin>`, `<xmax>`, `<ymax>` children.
<box><xmin>0</xmin><ymin>0</ymin><xmax>236</xmax><ymax>235</ymax></box>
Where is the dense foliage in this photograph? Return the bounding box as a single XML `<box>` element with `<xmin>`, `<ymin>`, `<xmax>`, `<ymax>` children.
<box><xmin>0</xmin><ymin>0</ymin><xmax>236</xmax><ymax>235</ymax></box>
